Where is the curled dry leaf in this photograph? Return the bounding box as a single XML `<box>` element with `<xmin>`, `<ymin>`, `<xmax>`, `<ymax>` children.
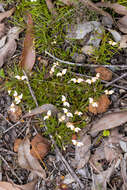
<box><xmin>89</xmin><ymin>94</ymin><xmax>110</xmax><ymax>115</ymax></box>
<box><xmin>0</xmin><ymin>180</ymin><xmax>37</xmax><ymax>190</ymax></box>
<box><xmin>0</xmin><ymin>27</ymin><xmax>21</xmax><ymax>68</ymax></box>
<box><xmin>23</xmin><ymin>104</ymin><xmax>58</xmax><ymax>118</ymax></box>
<box><xmin>117</xmin><ymin>15</ymin><xmax>127</xmax><ymax>34</ymax></box>
<box><xmin>31</xmin><ymin>134</ymin><xmax>50</xmax><ymax>159</ymax></box>
<box><xmin>18</xmin><ymin>136</ymin><xmax>46</xmax><ymax>179</ymax></box>
<box><xmin>8</xmin><ymin>105</ymin><xmax>22</xmax><ymax>122</ymax></box>
<box><xmin>90</xmin><ymin>111</ymin><xmax>127</xmax><ymax>135</ymax></box>
<box><xmin>0</xmin><ymin>7</ymin><xmax>15</xmax><ymax>22</ymax></box>
<box><xmin>95</xmin><ymin>66</ymin><xmax>112</xmax><ymax>81</ymax></box>
<box><xmin>96</xmin><ymin>2</ymin><xmax>127</xmax><ymax>15</ymax></box>
<box><xmin>20</xmin><ymin>13</ymin><xmax>36</xmax><ymax>72</ymax></box>
<box><xmin>75</xmin><ymin>134</ymin><xmax>91</xmax><ymax>169</ymax></box>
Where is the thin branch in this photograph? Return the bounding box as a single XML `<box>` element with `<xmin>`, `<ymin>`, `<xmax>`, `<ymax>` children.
<box><xmin>45</xmin><ymin>51</ymin><xmax>127</xmax><ymax>69</ymax></box>
<box><xmin>105</xmin><ymin>72</ymin><xmax>127</xmax><ymax>87</ymax></box>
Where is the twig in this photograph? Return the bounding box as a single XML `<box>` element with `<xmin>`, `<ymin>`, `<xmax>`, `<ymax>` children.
<box><xmin>105</xmin><ymin>73</ymin><xmax>127</xmax><ymax>87</ymax></box>
<box><xmin>45</xmin><ymin>51</ymin><xmax>127</xmax><ymax>69</ymax></box>
<box><xmin>23</xmin><ymin>70</ymin><xmax>38</xmax><ymax>107</ymax></box>
<box><xmin>3</xmin><ymin>119</ymin><xmax>22</xmax><ymax>134</ymax></box>
<box><xmin>0</xmin><ymin>155</ymin><xmax>22</xmax><ymax>183</ymax></box>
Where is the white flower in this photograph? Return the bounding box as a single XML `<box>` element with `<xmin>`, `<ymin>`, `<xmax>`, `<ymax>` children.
<box><xmin>91</xmin><ymin>77</ymin><xmax>97</xmax><ymax>83</ymax></box>
<box><xmin>74</xmin><ymin>111</ymin><xmax>83</xmax><ymax>116</ymax></box>
<box><xmin>31</xmin><ymin>0</ymin><xmax>37</xmax><ymax>2</ymax></box>
<box><xmin>66</xmin><ymin>122</ymin><xmax>75</xmax><ymax>130</ymax></box>
<box><xmin>56</xmin><ymin>72</ymin><xmax>62</xmax><ymax>77</ymax></box>
<box><xmin>62</xmin><ymin>69</ymin><xmax>67</xmax><ymax>75</ymax></box>
<box><xmin>62</xmin><ymin>95</ymin><xmax>70</xmax><ymax>107</ymax></box>
<box><xmin>96</xmin><ymin>73</ymin><xmax>100</xmax><ymax>78</ymax></box>
<box><xmin>70</xmin><ymin>78</ymin><xmax>84</xmax><ymax>83</ymax></box>
<box><xmin>92</xmin><ymin>102</ymin><xmax>98</xmax><ymax>107</ymax></box>
<box><xmin>59</xmin><ymin>115</ymin><xmax>66</xmax><ymax>122</ymax></box>
<box><xmin>44</xmin><ymin>110</ymin><xmax>51</xmax><ymax>120</ymax></box>
<box><xmin>104</xmin><ymin>89</ymin><xmax>114</xmax><ymax>95</ymax></box>
<box><xmin>15</xmin><ymin>75</ymin><xmax>27</xmax><ymax>80</ymax></box>
<box><xmin>9</xmin><ymin>103</ymin><xmax>16</xmax><ymax>112</ymax></box>
<box><xmin>49</xmin><ymin>66</ymin><xmax>55</xmax><ymax>75</ymax></box>
<box><xmin>63</xmin><ymin>108</ymin><xmax>73</xmax><ymax>117</ymax></box>
<box><xmin>14</xmin><ymin>94</ymin><xmax>23</xmax><ymax>104</ymax></box>
<box><xmin>62</xmin><ymin>95</ymin><xmax>66</xmax><ymax>102</ymax></box>
<box><xmin>85</xmin><ymin>79</ymin><xmax>92</xmax><ymax>84</ymax></box>
<box><xmin>109</xmin><ymin>41</ymin><xmax>117</xmax><ymax>46</ymax></box>
<box><xmin>74</xmin><ymin>127</ymin><xmax>81</xmax><ymax>133</ymax></box>
<box><xmin>53</xmin><ymin>62</ymin><xmax>59</xmax><ymax>66</ymax></box>
<box><xmin>13</xmin><ymin>91</ymin><xmax>18</xmax><ymax>97</ymax></box>
<box><xmin>89</xmin><ymin>97</ymin><xmax>93</xmax><ymax>104</ymax></box>
<box><xmin>8</xmin><ymin>89</ymin><xmax>11</xmax><ymax>95</ymax></box>
<box><xmin>72</xmin><ymin>140</ymin><xmax>83</xmax><ymax>147</ymax></box>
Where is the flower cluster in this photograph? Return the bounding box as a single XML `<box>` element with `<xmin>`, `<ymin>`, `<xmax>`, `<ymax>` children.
<box><xmin>66</xmin><ymin>122</ymin><xmax>81</xmax><ymax>133</ymax></box>
<box><xmin>74</xmin><ymin>110</ymin><xmax>83</xmax><ymax>116</ymax></box>
<box><xmin>63</xmin><ymin>108</ymin><xmax>73</xmax><ymax>117</ymax></box>
<box><xmin>62</xmin><ymin>95</ymin><xmax>70</xmax><ymax>107</ymax></box>
<box><xmin>49</xmin><ymin>62</ymin><xmax>59</xmax><ymax>75</ymax></box>
<box><xmin>57</xmin><ymin>69</ymin><xmax>67</xmax><ymax>77</ymax></box>
<box><xmin>70</xmin><ymin>78</ymin><xmax>84</xmax><ymax>83</ymax></box>
<box><xmin>15</xmin><ymin>75</ymin><xmax>27</xmax><ymax>81</ymax></box>
<box><xmin>13</xmin><ymin>91</ymin><xmax>23</xmax><ymax>104</ymax></box>
<box><xmin>58</xmin><ymin>115</ymin><xmax>66</xmax><ymax>122</ymax></box>
<box><xmin>72</xmin><ymin>140</ymin><xmax>83</xmax><ymax>147</ymax></box>
<box><xmin>89</xmin><ymin>97</ymin><xmax>98</xmax><ymax>107</ymax></box>
<box><xmin>109</xmin><ymin>41</ymin><xmax>117</xmax><ymax>46</ymax></box>
<box><xmin>44</xmin><ymin>110</ymin><xmax>51</xmax><ymax>120</ymax></box>
<box><xmin>104</xmin><ymin>89</ymin><xmax>114</xmax><ymax>95</ymax></box>
<box><xmin>86</xmin><ymin>73</ymin><xmax>100</xmax><ymax>84</ymax></box>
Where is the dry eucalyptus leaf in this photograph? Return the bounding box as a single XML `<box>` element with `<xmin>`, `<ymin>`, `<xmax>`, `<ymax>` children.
<box><xmin>95</xmin><ymin>67</ymin><xmax>112</xmax><ymax>81</ymax></box>
<box><xmin>0</xmin><ymin>27</ymin><xmax>21</xmax><ymax>68</ymax></box>
<box><xmin>0</xmin><ymin>7</ymin><xmax>15</xmax><ymax>22</ymax></box>
<box><xmin>0</xmin><ymin>180</ymin><xmax>37</xmax><ymax>190</ymax></box>
<box><xmin>18</xmin><ymin>136</ymin><xmax>46</xmax><ymax>179</ymax></box>
<box><xmin>20</xmin><ymin>13</ymin><xmax>35</xmax><ymax>72</ymax></box>
<box><xmin>75</xmin><ymin>134</ymin><xmax>91</xmax><ymax>169</ymax></box>
<box><xmin>117</xmin><ymin>16</ymin><xmax>127</xmax><ymax>34</ymax></box>
<box><xmin>90</xmin><ymin>111</ymin><xmax>127</xmax><ymax>135</ymax></box>
<box><xmin>31</xmin><ymin>134</ymin><xmax>50</xmax><ymax>159</ymax></box>
<box><xmin>23</xmin><ymin>104</ymin><xmax>58</xmax><ymax>118</ymax></box>
<box><xmin>8</xmin><ymin>105</ymin><xmax>22</xmax><ymax>122</ymax></box>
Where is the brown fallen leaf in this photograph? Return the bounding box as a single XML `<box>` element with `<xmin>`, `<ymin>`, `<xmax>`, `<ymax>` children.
<box><xmin>20</xmin><ymin>13</ymin><xmax>36</xmax><ymax>72</ymax></box>
<box><xmin>95</xmin><ymin>67</ymin><xmax>112</xmax><ymax>81</ymax></box>
<box><xmin>117</xmin><ymin>15</ymin><xmax>127</xmax><ymax>34</ymax></box>
<box><xmin>8</xmin><ymin>104</ymin><xmax>22</xmax><ymax>122</ymax></box>
<box><xmin>90</xmin><ymin>111</ymin><xmax>127</xmax><ymax>135</ymax></box>
<box><xmin>0</xmin><ymin>7</ymin><xmax>15</xmax><ymax>22</ymax></box>
<box><xmin>75</xmin><ymin>134</ymin><xmax>91</xmax><ymax>169</ymax></box>
<box><xmin>0</xmin><ymin>180</ymin><xmax>37</xmax><ymax>190</ymax></box>
<box><xmin>23</xmin><ymin>104</ymin><xmax>58</xmax><ymax>118</ymax></box>
<box><xmin>119</xmin><ymin>35</ymin><xmax>127</xmax><ymax>48</ymax></box>
<box><xmin>18</xmin><ymin>136</ymin><xmax>46</xmax><ymax>179</ymax></box>
<box><xmin>31</xmin><ymin>134</ymin><xmax>50</xmax><ymax>159</ymax></box>
<box><xmin>96</xmin><ymin>2</ymin><xmax>127</xmax><ymax>15</ymax></box>
<box><xmin>0</xmin><ymin>27</ymin><xmax>21</xmax><ymax>68</ymax></box>
<box><xmin>89</xmin><ymin>94</ymin><xmax>110</xmax><ymax>115</ymax></box>
<box><xmin>14</xmin><ymin>138</ymin><xmax>22</xmax><ymax>152</ymax></box>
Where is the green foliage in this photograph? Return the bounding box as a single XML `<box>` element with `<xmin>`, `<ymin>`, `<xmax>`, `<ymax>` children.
<box><xmin>91</xmin><ymin>32</ymin><xmax>118</xmax><ymax>65</ymax></box>
<box><xmin>6</xmin><ymin>62</ymin><xmax>105</xmax><ymax>148</ymax></box>
<box><xmin>103</xmin><ymin>129</ymin><xmax>110</xmax><ymax>137</ymax></box>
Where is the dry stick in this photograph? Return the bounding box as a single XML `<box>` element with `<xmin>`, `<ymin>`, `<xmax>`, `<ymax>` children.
<box><xmin>24</xmin><ymin>72</ymin><xmax>85</xmax><ymax>189</ymax></box>
<box><xmin>105</xmin><ymin>72</ymin><xmax>127</xmax><ymax>87</ymax></box>
<box><xmin>45</xmin><ymin>51</ymin><xmax>127</xmax><ymax>69</ymax></box>
<box><xmin>0</xmin><ymin>155</ymin><xmax>22</xmax><ymax>183</ymax></box>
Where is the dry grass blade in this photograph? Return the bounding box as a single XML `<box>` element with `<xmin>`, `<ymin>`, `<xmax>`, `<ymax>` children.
<box><xmin>45</xmin><ymin>0</ymin><xmax>57</xmax><ymax>15</ymax></box>
<box><xmin>90</xmin><ymin>111</ymin><xmax>127</xmax><ymax>134</ymax></box>
<box><xmin>0</xmin><ymin>7</ymin><xmax>15</xmax><ymax>22</ymax></box>
<box><xmin>75</xmin><ymin>134</ymin><xmax>91</xmax><ymax>169</ymax></box>
<box><xmin>20</xmin><ymin>13</ymin><xmax>36</xmax><ymax>72</ymax></box>
<box><xmin>18</xmin><ymin>136</ymin><xmax>46</xmax><ymax>179</ymax></box>
<box><xmin>23</xmin><ymin>104</ymin><xmax>58</xmax><ymax>118</ymax></box>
